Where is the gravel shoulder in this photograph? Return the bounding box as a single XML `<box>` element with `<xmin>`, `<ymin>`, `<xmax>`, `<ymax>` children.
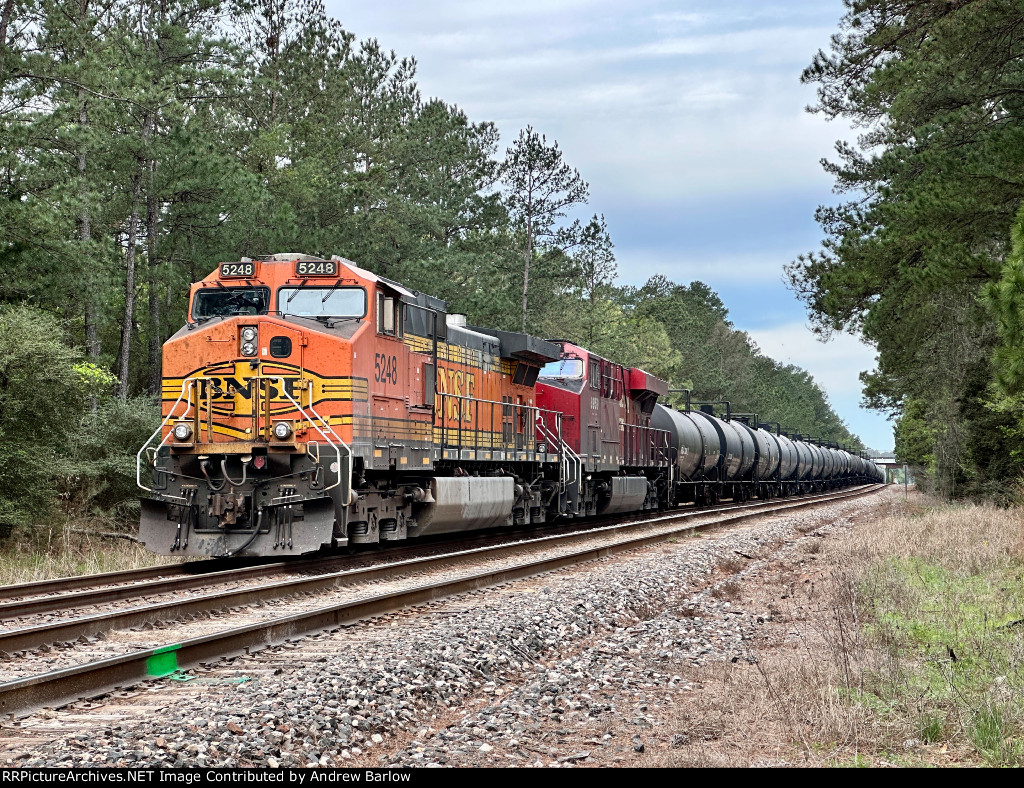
<box><xmin>0</xmin><ymin>488</ymin><xmax>895</xmax><ymax>768</ymax></box>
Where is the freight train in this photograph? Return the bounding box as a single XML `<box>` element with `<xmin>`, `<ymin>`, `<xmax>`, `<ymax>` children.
<box><xmin>137</xmin><ymin>253</ymin><xmax>884</xmax><ymax>557</ymax></box>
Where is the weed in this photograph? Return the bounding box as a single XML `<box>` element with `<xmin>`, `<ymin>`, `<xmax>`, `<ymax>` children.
<box><xmin>710</xmin><ymin>579</ymin><xmax>742</xmax><ymax>601</ymax></box>
<box><xmin>803</xmin><ymin>538</ymin><xmax>824</xmax><ymax>554</ymax></box>
<box><xmin>917</xmin><ymin>713</ymin><xmax>944</xmax><ymax>743</ymax></box>
<box><xmin>969</xmin><ymin>704</ymin><xmax>1022</xmax><ymax>766</ymax></box>
<box><xmin>717</xmin><ymin>554</ymin><xmax>745</xmax><ymax>573</ymax></box>
<box><xmin>0</xmin><ymin>520</ymin><xmax>174</xmax><ymax>584</ymax></box>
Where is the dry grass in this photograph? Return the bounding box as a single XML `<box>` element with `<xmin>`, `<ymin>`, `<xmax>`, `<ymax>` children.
<box><xmin>0</xmin><ymin>519</ymin><xmax>176</xmax><ymax>585</ymax></box>
<box><xmin>644</xmin><ymin>491</ymin><xmax>1024</xmax><ymax>767</ymax></box>
<box><xmin>709</xmin><ymin>578</ymin><xmax>743</xmax><ymax>601</ymax></box>
<box><xmin>715</xmin><ymin>554</ymin><xmax>746</xmax><ymax>574</ymax></box>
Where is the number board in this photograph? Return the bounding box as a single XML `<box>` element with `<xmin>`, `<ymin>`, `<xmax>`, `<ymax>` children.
<box><xmin>220</xmin><ymin>261</ymin><xmax>255</xmax><ymax>278</ymax></box>
<box><xmin>296</xmin><ymin>260</ymin><xmax>338</xmax><ymax>277</ymax></box>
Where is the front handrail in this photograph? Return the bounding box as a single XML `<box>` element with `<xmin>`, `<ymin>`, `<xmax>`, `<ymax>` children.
<box><xmin>137</xmin><ymin>378</ymin><xmax>196</xmax><ymax>493</ymax></box>
<box><xmin>137</xmin><ymin>375</ymin><xmax>352</xmax><ymax>501</ymax></box>
<box><xmin>273</xmin><ymin>378</ymin><xmax>349</xmax><ymax>495</ymax></box>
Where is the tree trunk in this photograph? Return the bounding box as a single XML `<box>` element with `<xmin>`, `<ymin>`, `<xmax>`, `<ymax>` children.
<box><xmin>78</xmin><ymin>92</ymin><xmax>100</xmax><ymax>361</ymax></box>
<box><xmin>0</xmin><ymin>0</ymin><xmax>15</xmax><ymax>59</ymax></box>
<box><xmin>146</xmin><ymin>159</ymin><xmax>161</xmax><ymax>395</ymax></box>
<box><xmin>521</xmin><ymin>215</ymin><xmax>532</xmax><ymax>334</ymax></box>
<box><xmin>116</xmin><ymin>103</ymin><xmax>156</xmax><ymax>399</ymax></box>
<box><xmin>116</xmin><ymin>165</ymin><xmax>144</xmax><ymax>400</ymax></box>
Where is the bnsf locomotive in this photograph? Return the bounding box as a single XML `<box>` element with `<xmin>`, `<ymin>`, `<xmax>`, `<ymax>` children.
<box><xmin>137</xmin><ymin>253</ymin><xmax>884</xmax><ymax>557</ymax></box>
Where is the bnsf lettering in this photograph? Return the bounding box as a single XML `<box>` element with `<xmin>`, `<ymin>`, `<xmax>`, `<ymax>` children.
<box><xmin>434</xmin><ymin>368</ymin><xmax>476</xmax><ymax>423</ymax></box>
<box><xmin>374</xmin><ymin>353</ymin><xmax>398</xmax><ymax>385</ymax></box>
<box><xmin>198</xmin><ymin>377</ymin><xmax>299</xmax><ymax>400</ymax></box>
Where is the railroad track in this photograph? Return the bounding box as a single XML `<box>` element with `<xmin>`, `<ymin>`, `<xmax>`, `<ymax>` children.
<box><xmin>0</xmin><ymin>484</ymin><xmax>884</xmax><ymax>719</ymax></box>
<box><xmin>0</xmin><ymin>486</ymin><xmax>879</xmax><ymax>617</ymax></box>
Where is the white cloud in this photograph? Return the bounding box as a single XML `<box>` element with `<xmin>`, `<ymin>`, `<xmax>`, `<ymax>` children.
<box><xmin>343</xmin><ymin>7</ymin><xmax>854</xmax><ymax>200</ymax></box>
<box><xmin>744</xmin><ymin>322</ymin><xmax>894</xmax><ymax>450</ymax></box>
<box><xmin>618</xmin><ymin>249</ymin><xmax>792</xmax><ymax>285</ymax></box>
<box><xmin>746</xmin><ymin>321</ymin><xmax>875</xmax><ymax>394</ymax></box>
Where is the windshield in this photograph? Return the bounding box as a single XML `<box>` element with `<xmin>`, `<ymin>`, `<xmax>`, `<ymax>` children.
<box><xmin>540</xmin><ymin>358</ymin><xmax>584</xmax><ymax>379</ymax></box>
<box><xmin>279</xmin><ymin>287</ymin><xmax>366</xmax><ymax>318</ymax></box>
<box><xmin>193</xmin><ymin>287</ymin><xmax>270</xmax><ymax>319</ymax></box>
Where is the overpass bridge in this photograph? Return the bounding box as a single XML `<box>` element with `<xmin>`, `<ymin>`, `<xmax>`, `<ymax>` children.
<box><xmin>868</xmin><ymin>452</ymin><xmax>912</xmax><ymax>484</ymax></box>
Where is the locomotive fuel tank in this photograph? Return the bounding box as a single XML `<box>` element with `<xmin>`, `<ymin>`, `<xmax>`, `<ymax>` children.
<box><xmin>408</xmin><ymin>477</ymin><xmax>516</xmax><ymax>536</ymax></box>
<box><xmin>598</xmin><ymin>477</ymin><xmax>651</xmax><ymax>515</ymax></box>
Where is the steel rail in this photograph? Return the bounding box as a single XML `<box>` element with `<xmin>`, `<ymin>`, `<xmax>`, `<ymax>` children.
<box><xmin>0</xmin><ymin>484</ymin><xmax>872</xmax><ymax>617</ymax></box>
<box><xmin>0</xmin><ymin>484</ymin><xmax>884</xmax><ymax>718</ymax></box>
<box><xmin>0</xmin><ymin>562</ymin><xmax>290</xmax><ymax>618</ymax></box>
<box><xmin>0</xmin><ymin>557</ymin><xmax>288</xmax><ymax>603</ymax></box>
<box><xmin>0</xmin><ymin>485</ymin><xmax>878</xmax><ymax>649</ymax></box>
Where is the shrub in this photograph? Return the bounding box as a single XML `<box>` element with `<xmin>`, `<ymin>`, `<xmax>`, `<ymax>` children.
<box><xmin>0</xmin><ymin>306</ymin><xmax>93</xmax><ymax>531</ymax></box>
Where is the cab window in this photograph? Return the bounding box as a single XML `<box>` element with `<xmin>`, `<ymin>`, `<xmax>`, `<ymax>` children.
<box><xmin>193</xmin><ymin>287</ymin><xmax>270</xmax><ymax>319</ymax></box>
<box><xmin>278</xmin><ymin>286</ymin><xmax>366</xmax><ymax>318</ymax></box>
<box><xmin>540</xmin><ymin>358</ymin><xmax>583</xmax><ymax>379</ymax></box>
<box><xmin>377</xmin><ymin>292</ymin><xmax>403</xmax><ymax>337</ymax></box>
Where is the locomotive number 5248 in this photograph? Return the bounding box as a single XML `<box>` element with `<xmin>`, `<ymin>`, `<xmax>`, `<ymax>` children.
<box><xmin>374</xmin><ymin>353</ymin><xmax>398</xmax><ymax>384</ymax></box>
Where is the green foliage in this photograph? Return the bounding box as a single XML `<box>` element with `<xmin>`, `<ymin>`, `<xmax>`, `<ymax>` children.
<box><xmin>986</xmin><ymin>203</ymin><xmax>1024</xmax><ymax>397</ymax></box>
<box><xmin>0</xmin><ymin>307</ymin><xmax>93</xmax><ymax>528</ymax></box>
<box><xmin>0</xmin><ymin>0</ymin><xmax>870</xmax><ymax>534</ymax></box>
<box><xmin>501</xmin><ymin>126</ymin><xmax>589</xmax><ymax>333</ymax></box>
<box><xmin>791</xmin><ymin>0</ymin><xmax>1024</xmax><ymax>495</ymax></box>
<box><xmin>65</xmin><ymin>397</ymin><xmax>162</xmax><ymax>516</ymax></box>
<box><xmin>894</xmin><ymin>399</ymin><xmax>935</xmax><ymax>471</ymax></box>
<box><xmin>861</xmin><ymin>553</ymin><xmax>1024</xmax><ymax>766</ymax></box>
<box><xmin>0</xmin><ymin>307</ymin><xmax>160</xmax><ymax>530</ymax></box>
<box><xmin>73</xmin><ymin>362</ymin><xmax>117</xmax><ymax>397</ymax></box>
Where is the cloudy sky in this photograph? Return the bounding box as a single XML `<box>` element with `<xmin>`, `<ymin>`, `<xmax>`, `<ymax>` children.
<box><xmin>326</xmin><ymin>0</ymin><xmax>893</xmax><ymax>451</ymax></box>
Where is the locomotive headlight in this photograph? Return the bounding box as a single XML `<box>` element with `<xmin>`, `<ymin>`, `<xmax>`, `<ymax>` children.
<box><xmin>240</xmin><ymin>326</ymin><xmax>257</xmax><ymax>342</ymax></box>
<box><xmin>173</xmin><ymin>422</ymin><xmax>193</xmax><ymax>441</ymax></box>
<box><xmin>240</xmin><ymin>341</ymin><xmax>257</xmax><ymax>356</ymax></box>
<box><xmin>273</xmin><ymin>421</ymin><xmax>293</xmax><ymax>440</ymax></box>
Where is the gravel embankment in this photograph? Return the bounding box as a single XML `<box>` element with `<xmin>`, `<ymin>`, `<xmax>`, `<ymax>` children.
<box><xmin>0</xmin><ymin>492</ymin><xmax>889</xmax><ymax>768</ymax></box>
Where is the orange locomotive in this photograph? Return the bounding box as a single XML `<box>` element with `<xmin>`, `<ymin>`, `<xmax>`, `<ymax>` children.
<box><xmin>139</xmin><ymin>253</ymin><xmax>669</xmax><ymax>557</ymax></box>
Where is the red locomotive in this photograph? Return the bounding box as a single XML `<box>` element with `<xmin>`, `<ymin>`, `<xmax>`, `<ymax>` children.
<box><xmin>137</xmin><ymin>253</ymin><xmax>883</xmax><ymax>558</ymax></box>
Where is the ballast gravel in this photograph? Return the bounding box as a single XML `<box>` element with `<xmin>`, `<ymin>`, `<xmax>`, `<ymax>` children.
<box><xmin>0</xmin><ymin>493</ymin><xmax>888</xmax><ymax>768</ymax></box>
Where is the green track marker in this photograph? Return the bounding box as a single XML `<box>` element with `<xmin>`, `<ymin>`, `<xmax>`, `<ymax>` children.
<box><xmin>146</xmin><ymin>644</ymin><xmax>181</xmax><ymax>677</ymax></box>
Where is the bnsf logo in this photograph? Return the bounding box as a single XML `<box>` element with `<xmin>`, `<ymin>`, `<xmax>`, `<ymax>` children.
<box><xmin>435</xmin><ymin>368</ymin><xmax>476</xmax><ymax>422</ymax></box>
<box><xmin>196</xmin><ymin>376</ymin><xmax>301</xmax><ymax>401</ymax></box>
